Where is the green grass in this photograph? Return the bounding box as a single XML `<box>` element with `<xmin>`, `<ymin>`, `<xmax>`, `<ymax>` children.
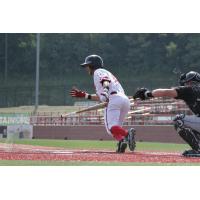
<box><xmin>0</xmin><ymin>160</ymin><xmax>200</xmax><ymax>166</ymax></box>
<box><xmin>0</xmin><ymin>139</ymin><xmax>116</xmax><ymax>149</ymax></box>
<box><xmin>0</xmin><ymin>105</ymin><xmax>78</xmax><ymax>115</ymax></box>
<box><xmin>0</xmin><ymin>139</ymin><xmax>188</xmax><ymax>151</ymax></box>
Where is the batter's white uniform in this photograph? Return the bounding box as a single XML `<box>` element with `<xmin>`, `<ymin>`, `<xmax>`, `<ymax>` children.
<box><xmin>93</xmin><ymin>68</ymin><xmax>130</xmax><ymax>136</ymax></box>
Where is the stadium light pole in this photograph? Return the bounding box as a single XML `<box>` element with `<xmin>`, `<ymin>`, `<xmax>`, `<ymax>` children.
<box><xmin>4</xmin><ymin>33</ymin><xmax>8</xmax><ymax>84</ymax></box>
<box><xmin>34</xmin><ymin>33</ymin><xmax>40</xmax><ymax>114</ymax></box>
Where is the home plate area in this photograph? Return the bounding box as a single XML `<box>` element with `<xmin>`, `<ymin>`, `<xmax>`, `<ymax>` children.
<box><xmin>0</xmin><ymin>143</ymin><xmax>200</xmax><ymax>163</ymax></box>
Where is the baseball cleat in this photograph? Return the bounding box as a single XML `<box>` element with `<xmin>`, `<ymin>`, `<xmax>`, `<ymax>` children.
<box><xmin>116</xmin><ymin>140</ymin><xmax>127</xmax><ymax>153</ymax></box>
<box><xmin>182</xmin><ymin>149</ymin><xmax>200</xmax><ymax>157</ymax></box>
<box><xmin>127</xmin><ymin>128</ymin><xmax>136</xmax><ymax>151</ymax></box>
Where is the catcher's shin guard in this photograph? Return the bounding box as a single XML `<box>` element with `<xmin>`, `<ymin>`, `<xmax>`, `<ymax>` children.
<box><xmin>193</xmin><ymin>129</ymin><xmax>200</xmax><ymax>140</ymax></box>
<box><xmin>178</xmin><ymin>128</ymin><xmax>200</xmax><ymax>151</ymax></box>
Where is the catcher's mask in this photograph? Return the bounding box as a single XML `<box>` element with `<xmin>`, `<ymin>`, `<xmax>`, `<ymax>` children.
<box><xmin>179</xmin><ymin>71</ymin><xmax>200</xmax><ymax>86</ymax></box>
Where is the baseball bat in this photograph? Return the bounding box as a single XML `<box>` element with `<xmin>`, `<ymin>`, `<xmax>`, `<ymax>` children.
<box><xmin>61</xmin><ymin>102</ymin><xmax>108</xmax><ymax>117</ymax></box>
<box><xmin>62</xmin><ymin>97</ymin><xmax>135</xmax><ymax>118</ymax></box>
<box><xmin>128</xmin><ymin>107</ymin><xmax>151</xmax><ymax>114</ymax></box>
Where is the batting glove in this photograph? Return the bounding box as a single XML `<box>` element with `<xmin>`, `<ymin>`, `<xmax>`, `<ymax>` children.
<box><xmin>70</xmin><ymin>88</ymin><xmax>89</xmax><ymax>99</ymax></box>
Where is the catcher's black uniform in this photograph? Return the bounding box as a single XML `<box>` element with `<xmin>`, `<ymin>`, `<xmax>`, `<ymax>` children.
<box><xmin>173</xmin><ymin>86</ymin><xmax>200</xmax><ymax>156</ymax></box>
<box><xmin>134</xmin><ymin>71</ymin><xmax>200</xmax><ymax>156</ymax></box>
<box><xmin>175</xmin><ymin>86</ymin><xmax>200</xmax><ymax>116</ymax></box>
<box><xmin>133</xmin><ymin>85</ymin><xmax>200</xmax><ymax>157</ymax></box>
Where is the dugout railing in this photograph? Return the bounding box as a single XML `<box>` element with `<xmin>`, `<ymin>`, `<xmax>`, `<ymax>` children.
<box><xmin>30</xmin><ymin>98</ymin><xmax>191</xmax><ymax>126</ymax></box>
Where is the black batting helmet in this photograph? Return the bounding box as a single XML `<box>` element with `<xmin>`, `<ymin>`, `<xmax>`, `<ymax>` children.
<box><xmin>179</xmin><ymin>71</ymin><xmax>200</xmax><ymax>86</ymax></box>
<box><xmin>80</xmin><ymin>55</ymin><xmax>103</xmax><ymax>69</ymax></box>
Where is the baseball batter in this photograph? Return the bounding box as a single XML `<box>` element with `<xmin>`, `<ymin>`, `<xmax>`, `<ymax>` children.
<box><xmin>133</xmin><ymin>71</ymin><xmax>200</xmax><ymax>157</ymax></box>
<box><xmin>70</xmin><ymin>55</ymin><xmax>136</xmax><ymax>153</ymax></box>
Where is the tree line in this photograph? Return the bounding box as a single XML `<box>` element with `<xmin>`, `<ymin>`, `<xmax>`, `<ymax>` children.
<box><xmin>0</xmin><ymin>33</ymin><xmax>200</xmax><ymax>106</ymax></box>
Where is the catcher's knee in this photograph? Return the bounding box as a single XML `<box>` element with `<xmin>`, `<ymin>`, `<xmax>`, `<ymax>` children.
<box><xmin>173</xmin><ymin>114</ymin><xmax>185</xmax><ymax>130</ymax></box>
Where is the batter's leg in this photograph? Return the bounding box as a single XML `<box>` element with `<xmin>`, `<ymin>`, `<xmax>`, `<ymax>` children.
<box><xmin>118</xmin><ymin>97</ymin><xmax>136</xmax><ymax>151</ymax></box>
<box><xmin>104</xmin><ymin>107</ymin><xmax>128</xmax><ymax>153</ymax></box>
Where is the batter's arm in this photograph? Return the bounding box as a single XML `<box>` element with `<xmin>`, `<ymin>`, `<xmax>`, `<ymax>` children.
<box><xmin>86</xmin><ymin>81</ymin><xmax>109</xmax><ymax>101</ymax></box>
<box><xmin>70</xmin><ymin>87</ymin><xmax>100</xmax><ymax>101</ymax></box>
<box><xmin>89</xmin><ymin>94</ymin><xmax>100</xmax><ymax>101</ymax></box>
<box><xmin>99</xmin><ymin>80</ymin><xmax>110</xmax><ymax>102</ymax></box>
<box><xmin>133</xmin><ymin>87</ymin><xmax>178</xmax><ymax>100</ymax></box>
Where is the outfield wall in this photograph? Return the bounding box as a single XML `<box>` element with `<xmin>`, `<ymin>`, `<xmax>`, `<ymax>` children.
<box><xmin>33</xmin><ymin>125</ymin><xmax>184</xmax><ymax>144</ymax></box>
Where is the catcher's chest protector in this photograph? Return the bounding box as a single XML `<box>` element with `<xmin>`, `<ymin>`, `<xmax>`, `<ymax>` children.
<box><xmin>187</xmin><ymin>87</ymin><xmax>200</xmax><ymax>115</ymax></box>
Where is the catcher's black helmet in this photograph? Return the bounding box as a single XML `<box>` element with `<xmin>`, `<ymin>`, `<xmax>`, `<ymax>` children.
<box><xmin>179</xmin><ymin>71</ymin><xmax>200</xmax><ymax>86</ymax></box>
<box><xmin>80</xmin><ymin>55</ymin><xmax>103</xmax><ymax>69</ymax></box>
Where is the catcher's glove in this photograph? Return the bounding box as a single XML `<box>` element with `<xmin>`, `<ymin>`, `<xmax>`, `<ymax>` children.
<box><xmin>133</xmin><ymin>88</ymin><xmax>153</xmax><ymax>100</ymax></box>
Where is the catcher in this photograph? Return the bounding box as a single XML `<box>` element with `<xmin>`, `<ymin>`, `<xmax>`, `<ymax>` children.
<box><xmin>133</xmin><ymin>71</ymin><xmax>200</xmax><ymax>157</ymax></box>
<box><xmin>70</xmin><ymin>54</ymin><xmax>136</xmax><ymax>153</ymax></box>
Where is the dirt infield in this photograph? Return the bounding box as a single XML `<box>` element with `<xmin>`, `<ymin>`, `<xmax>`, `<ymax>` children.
<box><xmin>0</xmin><ymin>144</ymin><xmax>200</xmax><ymax>164</ymax></box>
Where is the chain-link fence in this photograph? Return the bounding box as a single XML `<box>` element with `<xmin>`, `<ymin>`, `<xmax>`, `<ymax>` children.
<box><xmin>0</xmin><ymin>78</ymin><xmax>179</xmax><ymax>108</ymax></box>
<box><xmin>0</xmin><ymin>84</ymin><xmax>70</xmax><ymax>107</ymax></box>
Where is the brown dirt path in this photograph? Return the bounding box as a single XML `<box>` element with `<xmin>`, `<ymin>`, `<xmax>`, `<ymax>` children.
<box><xmin>0</xmin><ymin>143</ymin><xmax>200</xmax><ymax>164</ymax></box>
